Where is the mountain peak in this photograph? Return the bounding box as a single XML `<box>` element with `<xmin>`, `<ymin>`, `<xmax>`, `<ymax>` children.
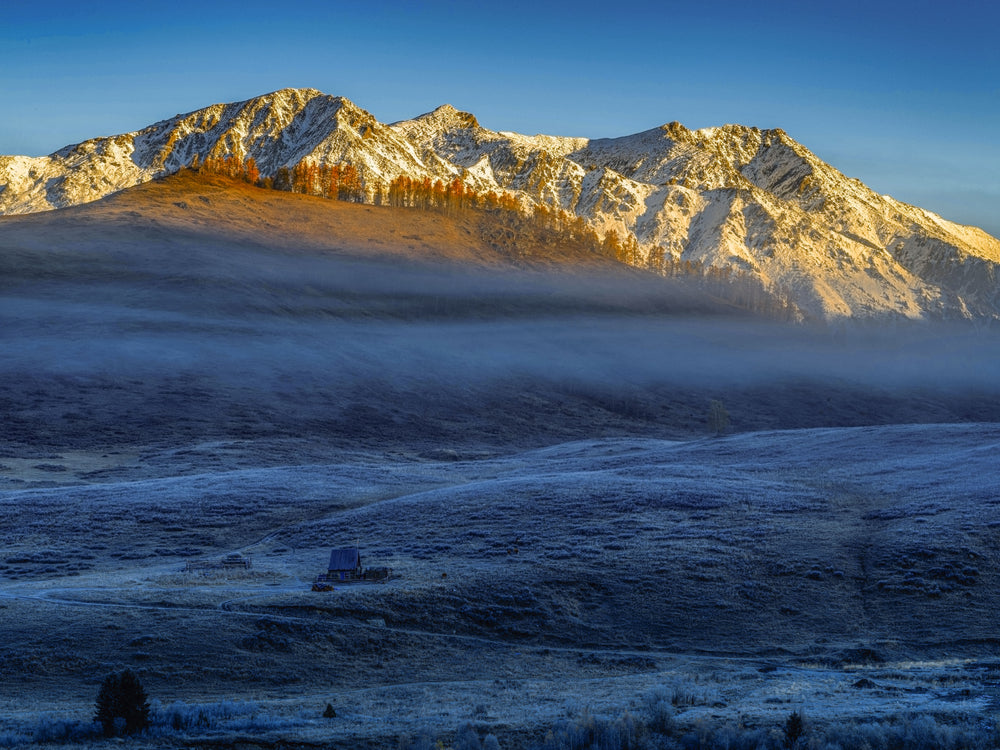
<box><xmin>1</xmin><ymin>88</ymin><xmax>999</xmax><ymax>322</ymax></box>
<box><xmin>660</xmin><ymin>121</ymin><xmax>691</xmax><ymax>140</ymax></box>
<box><xmin>262</xmin><ymin>86</ymin><xmax>325</xmax><ymax>100</ymax></box>
<box><xmin>246</xmin><ymin>87</ymin><xmax>333</xmax><ymax>110</ymax></box>
<box><xmin>398</xmin><ymin>104</ymin><xmax>480</xmax><ymax>132</ymax></box>
<box><xmin>248</xmin><ymin>88</ymin><xmax>367</xmax><ymax>119</ymax></box>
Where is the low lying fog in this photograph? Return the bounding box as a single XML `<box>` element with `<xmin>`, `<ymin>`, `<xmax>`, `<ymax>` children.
<box><xmin>2</xmin><ymin>289</ymin><xmax>997</xmax><ymax>394</ymax></box>
<box><xmin>3</xmin><ymin>241</ymin><xmax>999</xmax><ymax>448</ymax></box>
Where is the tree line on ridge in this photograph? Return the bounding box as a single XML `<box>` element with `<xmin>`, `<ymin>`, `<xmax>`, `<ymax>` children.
<box><xmin>193</xmin><ymin>155</ymin><xmax>798</xmax><ymax>319</ymax></box>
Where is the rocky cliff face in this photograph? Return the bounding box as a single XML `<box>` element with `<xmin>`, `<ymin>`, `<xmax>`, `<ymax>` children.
<box><xmin>2</xmin><ymin>87</ymin><xmax>998</xmax><ymax>321</ymax></box>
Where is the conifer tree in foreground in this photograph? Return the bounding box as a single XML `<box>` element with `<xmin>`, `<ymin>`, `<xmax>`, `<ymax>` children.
<box><xmin>94</xmin><ymin>669</ymin><xmax>150</xmax><ymax>737</ymax></box>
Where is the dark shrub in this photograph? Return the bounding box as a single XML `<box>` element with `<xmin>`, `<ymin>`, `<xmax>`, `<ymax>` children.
<box><xmin>456</xmin><ymin>723</ymin><xmax>482</xmax><ymax>750</ymax></box>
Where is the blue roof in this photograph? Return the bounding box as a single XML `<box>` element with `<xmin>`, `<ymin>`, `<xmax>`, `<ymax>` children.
<box><xmin>328</xmin><ymin>548</ymin><xmax>360</xmax><ymax>571</ymax></box>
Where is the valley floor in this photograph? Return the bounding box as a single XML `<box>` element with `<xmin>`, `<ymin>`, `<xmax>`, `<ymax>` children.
<box><xmin>2</xmin><ymin>425</ymin><xmax>999</xmax><ymax>748</ymax></box>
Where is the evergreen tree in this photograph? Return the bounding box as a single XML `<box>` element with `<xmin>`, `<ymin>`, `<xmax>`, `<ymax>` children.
<box><xmin>94</xmin><ymin>674</ymin><xmax>118</xmax><ymax>737</ymax></box>
<box><xmin>94</xmin><ymin>669</ymin><xmax>150</xmax><ymax>737</ymax></box>
<box><xmin>783</xmin><ymin>710</ymin><xmax>805</xmax><ymax>749</ymax></box>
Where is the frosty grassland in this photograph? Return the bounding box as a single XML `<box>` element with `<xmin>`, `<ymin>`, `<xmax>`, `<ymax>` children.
<box><xmin>3</xmin><ymin>421</ymin><xmax>1000</xmax><ymax>747</ymax></box>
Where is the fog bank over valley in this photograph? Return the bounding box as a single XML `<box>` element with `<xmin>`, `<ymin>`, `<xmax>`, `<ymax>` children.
<box><xmin>3</xmin><ymin>257</ymin><xmax>999</xmax><ymax>458</ymax></box>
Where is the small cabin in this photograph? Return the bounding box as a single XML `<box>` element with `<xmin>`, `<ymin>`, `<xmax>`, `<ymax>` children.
<box><xmin>327</xmin><ymin>548</ymin><xmax>362</xmax><ymax>581</ymax></box>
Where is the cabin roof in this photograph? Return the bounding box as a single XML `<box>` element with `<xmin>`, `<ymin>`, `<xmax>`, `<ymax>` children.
<box><xmin>328</xmin><ymin>548</ymin><xmax>361</xmax><ymax>571</ymax></box>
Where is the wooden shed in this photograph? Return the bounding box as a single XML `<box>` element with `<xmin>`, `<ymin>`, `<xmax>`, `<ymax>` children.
<box><xmin>327</xmin><ymin>548</ymin><xmax>362</xmax><ymax>581</ymax></box>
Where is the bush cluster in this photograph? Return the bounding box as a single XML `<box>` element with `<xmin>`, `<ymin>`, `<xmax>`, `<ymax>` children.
<box><xmin>2</xmin><ymin>685</ymin><xmax>994</xmax><ymax>750</ymax></box>
<box><xmin>149</xmin><ymin>699</ymin><xmax>295</xmax><ymax>735</ymax></box>
<box><xmin>396</xmin><ymin>705</ymin><xmax>996</xmax><ymax>750</ymax></box>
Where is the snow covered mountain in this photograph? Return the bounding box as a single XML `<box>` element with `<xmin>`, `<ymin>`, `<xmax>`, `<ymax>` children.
<box><xmin>2</xmin><ymin>87</ymin><xmax>998</xmax><ymax>321</ymax></box>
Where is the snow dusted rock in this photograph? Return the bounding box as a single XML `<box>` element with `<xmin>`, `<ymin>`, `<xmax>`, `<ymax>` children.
<box><xmin>1</xmin><ymin>87</ymin><xmax>998</xmax><ymax>321</ymax></box>
<box><xmin>0</xmin><ymin>89</ymin><xmax>437</xmax><ymax>215</ymax></box>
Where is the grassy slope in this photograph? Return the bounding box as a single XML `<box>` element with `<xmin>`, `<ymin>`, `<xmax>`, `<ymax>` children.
<box><xmin>0</xmin><ymin>169</ymin><xmax>625</xmax><ymax>267</ymax></box>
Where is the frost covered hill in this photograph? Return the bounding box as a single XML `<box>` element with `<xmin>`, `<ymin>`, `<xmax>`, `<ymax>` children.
<box><xmin>1</xmin><ymin>87</ymin><xmax>998</xmax><ymax>321</ymax></box>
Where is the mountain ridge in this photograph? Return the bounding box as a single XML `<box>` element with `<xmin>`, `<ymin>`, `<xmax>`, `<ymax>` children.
<box><xmin>1</xmin><ymin>87</ymin><xmax>998</xmax><ymax>321</ymax></box>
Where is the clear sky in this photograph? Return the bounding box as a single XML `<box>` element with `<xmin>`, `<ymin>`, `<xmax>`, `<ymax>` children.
<box><xmin>2</xmin><ymin>0</ymin><xmax>998</xmax><ymax>236</ymax></box>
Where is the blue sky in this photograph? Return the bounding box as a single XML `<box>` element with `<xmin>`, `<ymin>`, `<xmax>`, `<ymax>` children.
<box><xmin>2</xmin><ymin>0</ymin><xmax>998</xmax><ymax>235</ymax></box>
